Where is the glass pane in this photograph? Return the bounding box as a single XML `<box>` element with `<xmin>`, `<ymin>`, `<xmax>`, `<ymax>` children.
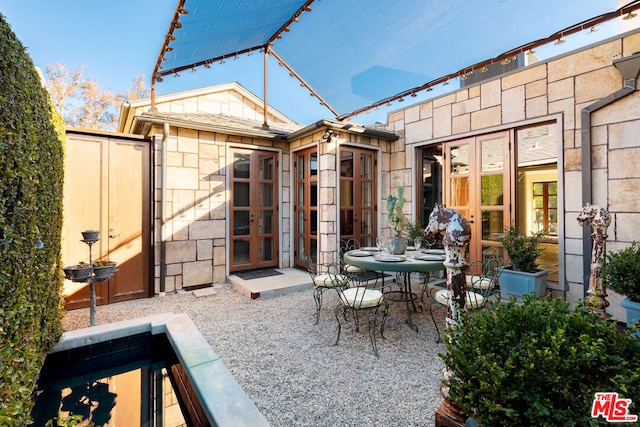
<box><xmin>310</xmin><ymin>210</ymin><xmax>318</xmax><ymax>235</ymax></box>
<box><xmin>481</xmin><ymin>210</ymin><xmax>503</xmax><ymax>241</ymax></box>
<box><xmin>549</xmin><ymin>209</ymin><xmax>557</xmax><ymax>221</ymax></box>
<box><xmin>259</xmin><ymin>183</ymin><xmax>273</xmax><ymax>207</ymax></box>
<box><xmin>481</xmin><ymin>174</ymin><xmax>503</xmax><ymax>206</ymax></box>
<box><xmin>549</xmin><ymin>181</ymin><xmax>557</xmax><ymax>194</ymax></box>
<box><xmin>297</xmin><ymin>155</ymin><xmax>305</xmax><ymax>180</ymax></box>
<box><xmin>310</xmin><ymin>153</ymin><xmax>318</xmax><ymax>176</ymax></box>
<box><xmin>297</xmin><ymin>183</ymin><xmax>304</xmax><ymax>206</ymax></box>
<box><xmin>361</xmin><ymin>209</ymin><xmax>373</xmax><ymax>234</ymax></box>
<box><xmin>481</xmin><ymin>138</ymin><xmax>503</xmax><ymax>171</ymax></box>
<box><xmin>297</xmin><ymin>210</ymin><xmax>304</xmax><ymax>233</ymax></box>
<box><xmin>549</xmin><ymin>222</ymin><xmax>558</xmax><ymax>235</ymax></box>
<box><xmin>309</xmin><ymin>238</ymin><xmax>318</xmax><ymax>264</ymax></box>
<box><xmin>450</xmin><ymin>177</ymin><xmax>469</xmax><ymax>206</ymax></box>
<box><xmin>259</xmin><ymin>237</ymin><xmax>273</xmax><ymax>262</ymax></box>
<box><xmin>533</xmin><ymin>182</ymin><xmax>544</xmax><ymax>195</ymax></box>
<box><xmin>362</xmin><ymin>182</ymin><xmax>373</xmax><ymax>207</ymax></box>
<box><xmin>450</xmin><ymin>145</ymin><xmax>469</xmax><ymax>175</ymax></box>
<box><xmin>233</xmin><ymin>153</ymin><xmax>250</xmax><ymax>179</ymax></box>
<box><xmin>535</xmin><ymin>210</ymin><xmax>544</xmax><ymax>221</ymax></box>
<box><xmin>297</xmin><ymin>236</ymin><xmax>306</xmax><ymax>261</ymax></box>
<box><xmin>233</xmin><ymin>211</ymin><xmax>250</xmax><ymax>236</ymax></box>
<box><xmin>259</xmin><ymin>155</ymin><xmax>274</xmax><ymax>180</ymax></box>
<box><xmin>549</xmin><ymin>195</ymin><xmax>557</xmax><ymax>208</ymax></box>
<box><xmin>259</xmin><ymin>210</ymin><xmax>273</xmax><ymax>234</ymax></box>
<box><xmin>361</xmin><ymin>154</ymin><xmax>373</xmax><ymax>179</ymax></box>
<box><xmin>233</xmin><ymin>239</ymin><xmax>250</xmax><ymax>265</ymax></box>
<box><xmin>340</xmin><ymin>151</ymin><xmax>354</xmax><ymax>178</ymax></box>
<box><xmin>340</xmin><ymin>181</ymin><xmax>354</xmax><ymax>206</ymax></box>
<box><xmin>340</xmin><ymin>209</ymin><xmax>354</xmax><ymax>235</ymax></box>
<box><xmin>310</xmin><ymin>182</ymin><xmax>317</xmax><ymax>207</ymax></box>
<box><xmin>233</xmin><ymin>182</ymin><xmax>250</xmax><ymax>207</ymax></box>
<box><xmin>534</xmin><ymin>196</ymin><xmax>543</xmax><ymax>208</ymax></box>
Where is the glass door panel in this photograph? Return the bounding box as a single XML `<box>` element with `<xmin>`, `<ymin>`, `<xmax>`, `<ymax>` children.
<box><xmin>294</xmin><ymin>147</ymin><xmax>318</xmax><ymax>267</ymax></box>
<box><xmin>339</xmin><ymin>147</ymin><xmax>376</xmax><ymax>248</ymax></box>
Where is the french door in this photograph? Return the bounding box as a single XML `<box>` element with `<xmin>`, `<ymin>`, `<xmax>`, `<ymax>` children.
<box><xmin>339</xmin><ymin>147</ymin><xmax>377</xmax><ymax>248</ymax></box>
<box><xmin>444</xmin><ymin>131</ymin><xmax>511</xmax><ymax>262</ymax></box>
<box><xmin>294</xmin><ymin>147</ymin><xmax>318</xmax><ymax>267</ymax></box>
<box><xmin>229</xmin><ymin>148</ymin><xmax>279</xmax><ymax>272</ymax></box>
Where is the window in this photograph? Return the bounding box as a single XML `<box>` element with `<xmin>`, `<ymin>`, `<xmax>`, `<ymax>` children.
<box><xmin>532</xmin><ymin>181</ymin><xmax>557</xmax><ymax>236</ymax></box>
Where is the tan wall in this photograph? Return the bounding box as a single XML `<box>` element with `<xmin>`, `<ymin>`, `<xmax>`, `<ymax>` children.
<box><xmin>151</xmin><ymin>124</ymin><xmax>291</xmax><ymax>293</ymax></box>
<box><xmin>384</xmin><ymin>30</ymin><xmax>640</xmax><ymax>320</ymax></box>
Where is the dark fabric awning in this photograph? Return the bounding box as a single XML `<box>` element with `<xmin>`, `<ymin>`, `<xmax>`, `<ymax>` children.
<box><xmin>154</xmin><ymin>0</ymin><xmax>640</xmax><ymax>121</ymax></box>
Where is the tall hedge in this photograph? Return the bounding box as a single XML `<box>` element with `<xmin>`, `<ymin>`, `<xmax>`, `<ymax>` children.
<box><xmin>0</xmin><ymin>13</ymin><xmax>65</xmax><ymax>425</ymax></box>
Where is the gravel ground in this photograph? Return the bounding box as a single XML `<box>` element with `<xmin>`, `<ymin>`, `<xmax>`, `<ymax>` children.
<box><xmin>63</xmin><ymin>282</ymin><xmax>448</xmax><ymax>427</ymax></box>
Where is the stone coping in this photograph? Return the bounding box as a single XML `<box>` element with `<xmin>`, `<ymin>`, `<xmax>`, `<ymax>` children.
<box><xmin>49</xmin><ymin>313</ymin><xmax>270</xmax><ymax>427</ymax></box>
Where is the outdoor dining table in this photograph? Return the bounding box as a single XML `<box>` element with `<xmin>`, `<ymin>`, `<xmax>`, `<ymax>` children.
<box><xmin>344</xmin><ymin>250</ymin><xmax>446</xmax><ymax>332</ymax></box>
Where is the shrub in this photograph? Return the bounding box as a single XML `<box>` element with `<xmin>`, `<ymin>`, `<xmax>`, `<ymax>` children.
<box><xmin>0</xmin><ymin>13</ymin><xmax>65</xmax><ymax>425</ymax></box>
<box><xmin>600</xmin><ymin>240</ymin><xmax>640</xmax><ymax>302</ymax></box>
<box><xmin>499</xmin><ymin>225</ymin><xmax>544</xmax><ymax>272</ymax></box>
<box><xmin>440</xmin><ymin>296</ymin><xmax>640</xmax><ymax>426</ymax></box>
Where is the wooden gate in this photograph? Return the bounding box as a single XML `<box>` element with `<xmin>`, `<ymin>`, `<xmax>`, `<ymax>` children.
<box><xmin>62</xmin><ymin>130</ymin><xmax>152</xmax><ymax>310</ymax></box>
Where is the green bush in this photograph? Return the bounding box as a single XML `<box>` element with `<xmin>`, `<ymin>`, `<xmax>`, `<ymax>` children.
<box><xmin>1</xmin><ymin>13</ymin><xmax>65</xmax><ymax>425</ymax></box>
<box><xmin>499</xmin><ymin>225</ymin><xmax>544</xmax><ymax>272</ymax></box>
<box><xmin>440</xmin><ymin>297</ymin><xmax>640</xmax><ymax>426</ymax></box>
<box><xmin>600</xmin><ymin>240</ymin><xmax>640</xmax><ymax>302</ymax></box>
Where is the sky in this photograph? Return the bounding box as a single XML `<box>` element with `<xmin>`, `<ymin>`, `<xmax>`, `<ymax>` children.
<box><xmin>1</xmin><ymin>1</ymin><xmax>628</xmax><ymax>127</ymax></box>
<box><xmin>1</xmin><ymin>0</ymin><xmax>341</xmax><ymax>126</ymax></box>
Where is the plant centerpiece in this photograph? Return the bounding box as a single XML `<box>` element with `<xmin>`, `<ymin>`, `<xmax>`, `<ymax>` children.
<box><xmin>498</xmin><ymin>225</ymin><xmax>548</xmax><ymax>302</ymax></box>
<box><xmin>600</xmin><ymin>240</ymin><xmax>640</xmax><ymax>331</ymax></box>
<box><xmin>440</xmin><ymin>296</ymin><xmax>640</xmax><ymax>426</ymax></box>
<box><xmin>93</xmin><ymin>260</ymin><xmax>117</xmax><ymax>280</ymax></box>
<box><xmin>386</xmin><ymin>186</ymin><xmax>410</xmax><ymax>254</ymax></box>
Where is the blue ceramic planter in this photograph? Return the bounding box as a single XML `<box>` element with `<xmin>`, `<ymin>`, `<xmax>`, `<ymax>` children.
<box><xmin>620</xmin><ymin>298</ymin><xmax>640</xmax><ymax>335</ymax></box>
<box><xmin>499</xmin><ymin>268</ymin><xmax>548</xmax><ymax>303</ymax></box>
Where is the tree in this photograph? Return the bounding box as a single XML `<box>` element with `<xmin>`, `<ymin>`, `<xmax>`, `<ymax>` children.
<box><xmin>45</xmin><ymin>63</ymin><xmax>149</xmax><ymax>131</ymax></box>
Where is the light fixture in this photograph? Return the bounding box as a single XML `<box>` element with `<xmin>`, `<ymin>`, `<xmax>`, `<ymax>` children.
<box><xmin>526</xmin><ymin>49</ymin><xmax>535</xmax><ymax>55</ymax></box>
<box><xmin>480</xmin><ymin>66</ymin><xmax>488</xmax><ymax>72</ymax></box>
<box><xmin>204</xmin><ymin>62</ymin><xmax>211</xmax><ymax>69</ymax></box>
<box><xmin>624</xmin><ymin>11</ymin><xmax>638</xmax><ymax>20</ymax></box>
<box><xmin>174</xmin><ymin>71</ymin><xmax>180</xmax><ymax>78</ymax></box>
<box><xmin>322</xmin><ymin>129</ymin><xmax>340</xmax><ymax>143</ymax></box>
<box><xmin>460</xmin><ymin>74</ymin><xmax>468</xmax><ymax>80</ymax></box>
<box><xmin>501</xmin><ymin>57</ymin><xmax>511</xmax><ymax>65</ymax></box>
<box><xmin>234</xmin><ymin>54</ymin><xmax>239</xmax><ymax>60</ymax></box>
<box><xmin>191</xmin><ymin>66</ymin><xmax>197</xmax><ymax>73</ymax></box>
<box><xmin>443</xmin><ymin>80</ymin><xmax>449</xmax><ymax>86</ymax></box>
<box><xmin>276</xmin><ymin>35</ymin><xmax>282</xmax><ymax>39</ymax></box>
<box><xmin>426</xmin><ymin>87</ymin><xmax>433</xmax><ymax>92</ymax></box>
<box><xmin>172</xmin><ymin>21</ymin><xmax>182</xmax><ymax>29</ymax></box>
<box><xmin>304</xmin><ymin>6</ymin><xmax>312</xmax><ymax>12</ymax></box>
<box><xmin>398</xmin><ymin>98</ymin><xmax>404</xmax><ymax>102</ymax></box>
<box><xmin>157</xmin><ymin>64</ymin><xmax>164</xmax><ymax>70</ymax></box>
<box><xmin>165</xmin><ymin>46</ymin><xmax>173</xmax><ymax>52</ymax></box>
<box><xmin>168</xmin><ymin>34</ymin><xmax>176</xmax><ymax>41</ymax></box>
<box><xmin>589</xmin><ymin>25</ymin><xmax>598</xmax><ymax>33</ymax></box>
<box><xmin>411</xmin><ymin>92</ymin><xmax>417</xmax><ymax>97</ymax></box>
<box><xmin>284</xmin><ymin>27</ymin><xmax>290</xmax><ymax>32</ymax></box>
<box><xmin>155</xmin><ymin>74</ymin><xmax>163</xmax><ymax>82</ymax></box>
<box><xmin>178</xmin><ymin>7</ymin><xmax>188</xmax><ymax>14</ymax></box>
<box><xmin>220</xmin><ymin>59</ymin><xmax>225</xmax><ymax>64</ymax></box>
<box><xmin>247</xmin><ymin>51</ymin><xmax>253</xmax><ymax>56</ymax></box>
<box><xmin>554</xmin><ymin>37</ymin><xmax>565</xmax><ymax>45</ymax></box>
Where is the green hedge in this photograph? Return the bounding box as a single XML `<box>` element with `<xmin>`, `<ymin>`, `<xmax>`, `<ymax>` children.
<box><xmin>0</xmin><ymin>13</ymin><xmax>65</xmax><ymax>425</ymax></box>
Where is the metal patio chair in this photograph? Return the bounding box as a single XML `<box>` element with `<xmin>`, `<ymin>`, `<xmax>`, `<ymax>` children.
<box><xmin>428</xmin><ymin>256</ymin><xmax>504</xmax><ymax>342</ymax></box>
<box><xmin>306</xmin><ymin>255</ymin><xmax>349</xmax><ymax>325</ymax></box>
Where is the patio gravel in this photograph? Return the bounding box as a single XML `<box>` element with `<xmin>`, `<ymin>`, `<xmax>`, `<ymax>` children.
<box><xmin>62</xmin><ymin>282</ymin><xmax>448</xmax><ymax>426</ymax></box>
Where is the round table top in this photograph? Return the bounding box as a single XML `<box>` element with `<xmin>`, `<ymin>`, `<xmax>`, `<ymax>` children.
<box><xmin>344</xmin><ymin>251</ymin><xmax>445</xmax><ymax>273</ymax></box>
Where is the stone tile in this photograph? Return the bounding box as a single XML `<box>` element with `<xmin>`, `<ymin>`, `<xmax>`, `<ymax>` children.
<box><xmin>452</xmin><ymin>97</ymin><xmax>480</xmax><ymax>116</ymax></box>
<box><xmin>548</xmin><ymin>40</ymin><xmax>620</xmax><ymax>82</ymax></box>
<box><xmin>471</xmin><ymin>106</ymin><xmax>501</xmax><ymax>130</ymax></box>
<box><xmin>433</xmin><ymin>93</ymin><xmax>456</xmax><ymax>109</ymax></box>
<box><xmin>615</xmin><ymin>213</ymin><xmax>640</xmax><ymax>242</ymax></box>
<box><xmin>502</xmin><ymin>64</ymin><xmax>547</xmax><ymax>89</ymax></box>
<box><xmin>406</xmin><ymin>120</ymin><xmax>432</xmax><ymax>143</ymax></box>
<box><xmin>183</xmin><ymin>260</ymin><xmax>213</xmax><ymax>286</ymax></box>
<box><xmin>197</xmin><ymin>239</ymin><xmax>213</xmax><ymax>260</ymax></box>
<box><xmin>608</xmin><ymin>118</ymin><xmax>640</xmax><ymax>149</ymax></box>
<box><xmin>609</xmin><ymin>178</ymin><xmax>640</xmax><ymax>212</ymax></box>
<box><xmin>480</xmin><ymin>79</ymin><xmax>501</xmax><ymax>108</ymax></box>
<box><xmin>608</xmin><ymin>147</ymin><xmax>640</xmax><ymax>178</ymax></box>
<box><xmin>165</xmin><ymin>240</ymin><xmax>197</xmax><ymax>264</ymax></box>
<box><xmin>178</xmin><ymin>128</ymin><xmax>199</xmax><ymax>153</ymax></box>
<box><xmin>575</xmin><ymin>67</ymin><xmax>621</xmax><ymax>104</ymax></box>
<box><xmin>433</xmin><ymin>104</ymin><xmax>452</xmax><ymax>138</ymax></box>
<box><xmin>526</xmin><ymin>79</ymin><xmax>547</xmax><ymax>99</ymax></box>
<box><xmin>167</xmin><ymin>166</ymin><xmax>199</xmax><ymax>190</ymax></box>
<box><xmin>548</xmin><ymin>78</ymin><xmax>574</xmax><ymax>102</ymax></box>
<box><xmin>405</xmin><ymin>105</ymin><xmax>420</xmax><ymax>123</ymax></box>
<box><xmin>563</xmin><ymin>172</ymin><xmax>582</xmax><ymax>211</ymax></box>
<box><xmin>502</xmin><ymin>86</ymin><xmax>525</xmax><ymax>123</ymax></box>
<box><xmin>526</xmin><ymin>95</ymin><xmax>548</xmax><ymax>118</ymax></box>
<box><xmin>452</xmin><ymin>114</ymin><xmax>471</xmax><ymax>134</ymax></box>
<box><xmin>564</xmin><ymin>148</ymin><xmax>581</xmax><ymax>171</ymax></box>
<box><xmin>623</xmin><ymin>32</ymin><xmax>640</xmax><ymax>57</ymax></box>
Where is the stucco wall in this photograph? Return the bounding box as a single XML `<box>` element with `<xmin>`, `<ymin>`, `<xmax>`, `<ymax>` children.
<box><xmin>383</xmin><ymin>30</ymin><xmax>640</xmax><ymax>320</ymax></box>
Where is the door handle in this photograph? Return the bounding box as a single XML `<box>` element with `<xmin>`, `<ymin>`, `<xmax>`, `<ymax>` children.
<box><xmin>109</xmin><ymin>228</ymin><xmax>119</xmax><ymax>238</ymax></box>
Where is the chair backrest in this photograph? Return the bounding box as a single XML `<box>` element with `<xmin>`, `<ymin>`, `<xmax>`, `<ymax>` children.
<box><xmin>465</xmin><ymin>256</ymin><xmax>504</xmax><ymax>308</ymax></box>
<box><xmin>306</xmin><ymin>254</ymin><xmax>349</xmax><ymax>288</ymax></box>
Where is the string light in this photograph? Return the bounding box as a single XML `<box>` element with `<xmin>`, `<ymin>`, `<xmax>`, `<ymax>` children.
<box><xmin>624</xmin><ymin>11</ymin><xmax>638</xmax><ymax>20</ymax></box>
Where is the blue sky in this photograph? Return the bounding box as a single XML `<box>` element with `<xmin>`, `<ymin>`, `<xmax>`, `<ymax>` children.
<box><xmin>1</xmin><ymin>0</ymin><xmax>341</xmax><ymax>125</ymax></box>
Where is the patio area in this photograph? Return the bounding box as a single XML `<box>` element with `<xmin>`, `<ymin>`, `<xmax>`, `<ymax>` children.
<box><xmin>63</xmin><ymin>281</ymin><xmax>448</xmax><ymax>426</ymax></box>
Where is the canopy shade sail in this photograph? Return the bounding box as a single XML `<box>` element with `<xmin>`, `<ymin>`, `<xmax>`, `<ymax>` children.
<box><xmin>154</xmin><ymin>0</ymin><xmax>640</xmax><ymax>121</ymax></box>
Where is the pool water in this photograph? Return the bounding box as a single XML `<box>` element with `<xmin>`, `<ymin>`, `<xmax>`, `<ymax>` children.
<box><xmin>31</xmin><ymin>333</ymin><xmax>205</xmax><ymax>427</ymax></box>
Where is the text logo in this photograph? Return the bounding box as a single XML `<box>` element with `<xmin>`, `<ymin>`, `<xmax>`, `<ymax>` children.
<box><xmin>591</xmin><ymin>392</ymin><xmax>638</xmax><ymax>423</ymax></box>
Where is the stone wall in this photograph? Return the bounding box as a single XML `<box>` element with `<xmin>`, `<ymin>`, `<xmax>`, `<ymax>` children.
<box><xmin>383</xmin><ymin>30</ymin><xmax>640</xmax><ymax>319</ymax></box>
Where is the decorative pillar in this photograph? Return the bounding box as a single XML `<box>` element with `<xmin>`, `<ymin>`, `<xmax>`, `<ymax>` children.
<box><xmin>425</xmin><ymin>204</ymin><xmax>471</xmax><ymax>427</ymax></box>
<box><xmin>577</xmin><ymin>203</ymin><xmax>611</xmax><ymax>318</ymax></box>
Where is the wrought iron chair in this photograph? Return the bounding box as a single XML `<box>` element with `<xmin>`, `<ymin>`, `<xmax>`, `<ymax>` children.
<box><xmin>333</xmin><ymin>266</ymin><xmax>390</xmax><ymax>358</ymax></box>
<box><xmin>428</xmin><ymin>256</ymin><xmax>504</xmax><ymax>342</ymax></box>
<box><xmin>306</xmin><ymin>254</ymin><xmax>349</xmax><ymax>325</ymax></box>
<box><xmin>338</xmin><ymin>238</ymin><xmax>369</xmax><ymax>282</ymax></box>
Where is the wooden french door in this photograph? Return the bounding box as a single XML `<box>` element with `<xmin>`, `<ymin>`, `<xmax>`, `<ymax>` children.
<box><xmin>444</xmin><ymin>132</ymin><xmax>510</xmax><ymax>261</ymax></box>
<box><xmin>229</xmin><ymin>148</ymin><xmax>279</xmax><ymax>272</ymax></box>
<box><xmin>294</xmin><ymin>146</ymin><xmax>318</xmax><ymax>267</ymax></box>
<box><xmin>339</xmin><ymin>147</ymin><xmax>377</xmax><ymax>248</ymax></box>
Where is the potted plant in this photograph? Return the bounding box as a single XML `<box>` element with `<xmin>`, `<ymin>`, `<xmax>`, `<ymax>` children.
<box><xmin>600</xmin><ymin>240</ymin><xmax>640</xmax><ymax>331</ymax></box>
<box><xmin>71</xmin><ymin>262</ymin><xmax>92</xmax><ymax>281</ymax></box>
<box><xmin>498</xmin><ymin>225</ymin><xmax>548</xmax><ymax>302</ymax></box>
<box><xmin>93</xmin><ymin>260</ymin><xmax>117</xmax><ymax>280</ymax></box>
<box><xmin>407</xmin><ymin>218</ymin><xmax>426</xmax><ymax>248</ymax></box>
<box><xmin>386</xmin><ymin>186</ymin><xmax>410</xmax><ymax>254</ymax></box>
<box><xmin>440</xmin><ymin>296</ymin><xmax>640</xmax><ymax>426</ymax></box>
